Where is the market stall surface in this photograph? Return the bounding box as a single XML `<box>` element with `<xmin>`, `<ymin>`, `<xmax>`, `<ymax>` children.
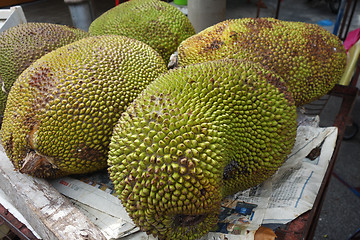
<box><xmin>1</xmin><ymin>0</ymin><xmax>360</xmax><ymax>239</ymax></box>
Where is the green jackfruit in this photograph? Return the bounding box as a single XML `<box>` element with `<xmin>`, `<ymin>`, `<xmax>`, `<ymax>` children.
<box><xmin>177</xmin><ymin>18</ymin><xmax>347</xmax><ymax>106</ymax></box>
<box><xmin>1</xmin><ymin>35</ymin><xmax>167</xmax><ymax>178</ymax></box>
<box><xmin>89</xmin><ymin>0</ymin><xmax>196</xmax><ymax>64</ymax></box>
<box><xmin>108</xmin><ymin>59</ymin><xmax>297</xmax><ymax>240</ymax></box>
<box><xmin>0</xmin><ymin>22</ymin><xmax>90</xmax><ymax>116</ymax></box>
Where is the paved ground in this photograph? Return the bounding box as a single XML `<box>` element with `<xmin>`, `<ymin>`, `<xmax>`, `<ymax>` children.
<box><xmin>1</xmin><ymin>0</ymin><xmax>360</xmax><ymax>239</ymax></box>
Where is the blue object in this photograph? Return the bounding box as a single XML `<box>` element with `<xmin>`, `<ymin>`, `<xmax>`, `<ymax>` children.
<box><xmin>317</xmin><ymin>19</ymin><xmax>334</xmax><ymax>26</ymax></box>
<box><xmin>235</xmin><ymin>202</ymin><xmax>257</xmax><ymax>216</ymax></box>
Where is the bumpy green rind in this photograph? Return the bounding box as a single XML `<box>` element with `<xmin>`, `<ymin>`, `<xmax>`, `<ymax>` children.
<box><xmin>1</xmin><ymin>35</ymin><xmax>167</xmax><ymax>178</ymax></box>
<box><xmin>177</xmin><ymin>18</ymin><xmax>347</xmax><ymax>106</ymax></box>
<box><xmin>89</xmin><ymin>0</ymin><xmax>196</xmax><ymax>64</ymax></box>
<box><xmin>0</xmin><ymin>22</ymin><xmax>90</xmax><ymax>116</ymax></box>
<box><xmin>108</xmin><ymin>59</ymin><xmax>297</xmax><ymax>240</ymax></box>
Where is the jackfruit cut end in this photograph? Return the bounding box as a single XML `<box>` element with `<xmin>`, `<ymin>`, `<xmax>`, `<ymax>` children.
<box><xmin>19</xmin><ymin>150</ymin><xmax>55</xmax><ymax>175</ymax></box>
<box><xmin>174</xmin><ymin>214</ymin><xmax>206</xmax><ymax>227</ymax></box>
<box><xmin>19</xmin><ymin>150</ymin><xmax>48</xmax><ymax>173</ymax></box>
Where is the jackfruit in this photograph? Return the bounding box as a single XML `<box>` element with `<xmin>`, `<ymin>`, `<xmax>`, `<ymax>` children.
<box><xmin>89</xmin><ymin>0</ymin><xmax>196</xmax><ymax>64</ymax></box>
<box><xmin>0</xmin><ymin>22</ymin><xmax>90</xmax><ymax>116</ymax></box>
<box><xmin>177</xmin><ymin>18</ymin><xmax>347</xmax><ymax>106</ymax></box>
<box><xmin>1</xmin><ymin>35</ymin><xmax>167</xmax><ymax>178</ymax></box>
<box><xmin>108</xmin><ymin>59</ymin><xmax>297</xmax><ymax>240</ymax></box>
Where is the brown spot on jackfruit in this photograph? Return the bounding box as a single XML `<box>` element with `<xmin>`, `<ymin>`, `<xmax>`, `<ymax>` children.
<box><xmin>75</xmin><ymin>145</ymin><xmax>104</xmax><ymax>162</ymax></box>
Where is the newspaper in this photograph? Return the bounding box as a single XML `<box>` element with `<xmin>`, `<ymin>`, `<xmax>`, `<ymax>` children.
<box><xmin>49</xmin><ymin>115</ymin><xmax>338</xmax><ymax>240</ymax></box>
<box><xmin>49</xmin><ymin>177</ymin><xmax>139</xmax><ymax>239</ymax></box>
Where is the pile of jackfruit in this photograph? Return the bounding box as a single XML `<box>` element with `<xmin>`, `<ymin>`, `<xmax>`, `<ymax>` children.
<box><xmin>0</xmin><ymin>0</ymin><xmax>347</xmax><ymax>239</ymax></box>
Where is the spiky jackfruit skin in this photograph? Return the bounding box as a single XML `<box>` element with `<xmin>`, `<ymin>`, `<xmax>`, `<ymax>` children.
<box><xmin>0</xmin><ymin>22</ymin><xmax>90</xmax><ymax>116</ymax></box>
<box><xmin>88</xmin><ymin>0</ymin><xmax>196</xmax><ymax>64</ymax></box>
<box><xmin>177</xmin><ymin>18</ymin><xmax>347</xmax><ymax>106</ymax></box>
<box><xmin>108</xmin><ymin>59</ymin><xmax>297</xmax><ymax>240</ymax></box>
<box><xmin>1</xmin><ymin>35</ymin><xmax>167</xmax><ymax>178</ymax></box>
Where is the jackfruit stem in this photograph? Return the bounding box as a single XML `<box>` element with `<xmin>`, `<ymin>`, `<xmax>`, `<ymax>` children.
<box><xmin>20</xmin><ymin>151</ymin><xmax>51</xmax><ymax>174</ymax></box>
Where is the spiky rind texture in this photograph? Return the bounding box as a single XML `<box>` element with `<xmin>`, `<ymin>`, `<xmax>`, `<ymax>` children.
<box><xmin>177</xmin><ymin>18</ymin><xmax>347</xmax><ymax>106</ymax></box>
<box><xmin>0</xmin><ymin>22</ymin><xmax>90</xmax><ymax>116</ymax></box>
<box><xmin>89</xmin><ymin>0</ymin><xmax>196</xmax><ymax>64</ymax></box>
<box><xmin>108</xmin><ymin>59</ymin><xmax>297</xmax><ymax>240</ymax></box>
<box><xmin>1</xmin><ymin>35</ymin><xmax>167</xmax><ymax>178</ymax></box>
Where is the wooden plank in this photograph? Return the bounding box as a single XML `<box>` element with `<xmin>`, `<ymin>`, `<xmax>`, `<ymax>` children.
<box><xmin>0</xmin><ymin>146</ymin><xmax>107</xmax><ymax>240</ymax></box>
<box><xmin>0</xmin><ymin>11</ymin><xmax>11</xmax><ymax>19</ymax></box>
